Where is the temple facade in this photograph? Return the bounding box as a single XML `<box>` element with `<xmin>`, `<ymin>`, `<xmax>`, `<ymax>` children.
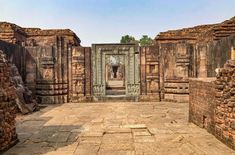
<box><xmin>0</xmin><ymin>17</ymin><xmax>235</xmax><ymax>103</ymax></box>
<box><xmin>1</xmin><ymin>16</ymin><xmax>235</xmax><ymax>151</ymax></box>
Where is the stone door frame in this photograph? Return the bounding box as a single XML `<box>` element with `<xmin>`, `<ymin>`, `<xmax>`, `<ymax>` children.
<box><xmin>92</xmin><ymin>44</ymin><xmax>140</xmax><ymax>100</ymax></box>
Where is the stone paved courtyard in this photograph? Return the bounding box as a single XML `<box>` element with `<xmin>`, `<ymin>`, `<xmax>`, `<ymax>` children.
<box><xmin>4</xmin><ymin>102</ymin><xmax>235</xmax><ymax>155</ymax></box>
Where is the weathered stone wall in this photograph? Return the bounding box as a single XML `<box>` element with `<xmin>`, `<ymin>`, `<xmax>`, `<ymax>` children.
<box><xmin>193</xmin><ymin>35</ymin><xmax>235</xmax><ymax>78</ymax></box>
<box><xmin>25</xmin><ymin>37</ymin><xmax>70</xmax><ymax>104</ymax></box>
<box><xmin>23</xmin><ymin>28</ymin><xmax>81</xmax><ymax>46</ymax></box>
<box><xmin>0</xmin><ymin>39</ymin><xmax>89</xmax><ymax>104</ymax></box>
<box><xmin>140</xmin><ymin>44</ymin><xmax>191</xmax><ymax>102</ymax></box>
<box><xmin>155</xmin><ymin>25</ymin><xmax>215</xmax><ymax>44</ymax></box>
<box><xmin>25</xmin><ymin>40</ymin><xmax>91</xmax><ymax>103</ymax></box>
<box><xmin>206</xmin><ymin>35</ymin><xmax>235</xmax><ymax>77</ymax></box>
<box><xmin>189</xmin><ymin>78</ymin><xmax>216</xmax><ymax>132</ymax></box>
<box><xmin>0</xmin><ymin>22</ymin><xmax>83</xmax><ymax>104</ymax></box>
<box><xmin>154</xmin><ymin>22</ymin><xmax>211</xmax><ymax>103</ymax></box>
<box><xmin>0</xmin><ymin>51</ymin><xmax>18</xmax><ymax>152</ymax></box>
<box><xmin>214</xmin><ymin>60</ymin><xmax>235</xmax><ymax>149</ymax></box>
<box><xmin>0</xmin><ymin>41</ymin><xmax>26</xmax><ymax>80</ymax></box>
<box><xmin>140</xmin><ymin>46</ymin><xmax>160</xmax><ymax>101</ymax></box>
<box><xmin>0</xmin><ymin>22</ymin><xmax>26</xmax><ymax>45</ymax></box>
<box><xmin>153</xmin><ymin>17</ymin><xmax>235</xmax><ymax>103</ymax></box>
<box><xmin>161</xmin><ymin>43</ymin><xmax>191</xmax><ymax>102</ymax></box>
<box><xmin>0</xmin><ymin>22</ymin><xmax>81</xmax><ymax>47</ymax></box>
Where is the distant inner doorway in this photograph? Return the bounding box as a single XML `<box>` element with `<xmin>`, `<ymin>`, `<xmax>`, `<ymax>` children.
<box><xmin>112</xmin><ymin>66</ymin><xmax>118</xmax><ymax>78</ymax></box>
<box><xmin>106</xmin><ymin>55</ymin><xmax>125</xmax><ymax>96</ymax></box>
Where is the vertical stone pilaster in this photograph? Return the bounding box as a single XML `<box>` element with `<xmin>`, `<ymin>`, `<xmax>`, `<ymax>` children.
<box><xmin>67</xmin><ymin>45</ymin><xmax>72</xmax><ymax>102</ymax></box>
<box><xmin>159</xmin><ymin>45</ymin><xmax>165</xmax><ymax>100</ymax></box>
<box><xmin>53</xmin><ymin>43</ymin><xmax>58</xmax><ymax>104</ymax></box>
<box><xmin>57</xmin><ymin>37</ymin><xmax>62</xmax><ymax>84</ymax></box>
<box><xmin>61</xmin><ymin>37</ymin><xmax>68</xmax><ymax>102</ymax></box>
<box><xmin>140</xmin><ymin>47</ymin><xmax>146</xmax><ymax>95</ymax></box>
<box><xmin>198</xmin><ymin>46</ymin><xmax>207</xmax><ymax>78</ymax></box>
<box><xmin>85</xmin><ymin>47</ymin><xmax>92</xmax><ymax>97</ymax></box>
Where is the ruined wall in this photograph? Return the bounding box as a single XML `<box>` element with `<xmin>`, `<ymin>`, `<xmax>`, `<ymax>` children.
<box><xmin>193</xmin><ymin>36</ymin><xmax>235</xmax><ymax>78</ymax></box>
<box><xmin>154</xmin><ymin>35</ymin><xmax>234</xmax><ymax>103</ymax></box>
<box><xmin>0</xmin><ymin>38</ymin><xmax>89</xmax><ymax>104</ymax></box>
<box><xmin>195</xmin><ymin>17</ymin><xmax>235</xmax><ymax>77</ymax></box>
<box><xmin>214</xmin><ymin>60</ymin><xmax>235</xmax><ymax>149</ymax></box>
<box><xmin>152</xmin><ymin>17</ymin><xmax>235</xmax><ymax>103</ymax></box>
<box><xmin>0</xmin><ymin>41</ymin><xmax>26</xmax><ymax>79</ymax></box>
<box><xmin>0</xmin><ymin>51</ymin><xmax>18</xmax><ymax>152</ymax></box>
<box><xmin>189</xmin><ymin>78</ymin><xmax>216</xmax><ymax>132</ymax></box>
<box><xmin>206</xmin><ymin>35</ymin><xmax>235</xmax><ymax>77</ymax></box>
<box><xmin>24</xmin><ymin>39</ymin><xmax>91</xmax><ymax>104</ymax></box>
<box><xmin>155</xmin><ymin>25</ymin><xmax>215</xmax><ymax>44</ymax></box>
<box><xmin>0</xmin><ymin>17</ymin><xmax>235</xmax><ymax>103</ymax></box>
<box><xmin>0</xmin><ymin>22</ymin><xmax>80</xmax><ymax>47</ymax></box>
<box><xmin>23</xmin><ymin>28</ymin><xmax>80</xmax><ymax>46</ymax></box>
<box><xmin>0</xmin><ymin>22</ymin><xmax>84</xmax><ymax>104</ymax></box>
<box><xmin>153</xmin><ymin>24</ymin><xmax>214</xmax><ymax>102</ymax></box>
<box><xmin>0</xmin><ymin>22</ymin><xmax>26</xmax><ymax>45</ymax></box>
<box><xmin>189</xmin><ymin>60</ymin><xmax>235</xmax><ymax>150</ymax></box>
<box><xmin>139</xmin><ymin>43</ymin><xmax>193</xmax><ymax>102</ymax></box>
<box><xmin>25</xmin><ymin>37</ymin><xmax>70</xmax><ymax>104</ymax></box>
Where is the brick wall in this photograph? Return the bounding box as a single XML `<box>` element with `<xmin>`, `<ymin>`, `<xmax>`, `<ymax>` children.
<box><xmin>189</xmin><ymin>78</ymin><xmax>216</xmax><ymax>133</ymax></box>
<box><xmin>0</xmin><ymin>51</ymin><xmax>18</xmax><ymax>152</ymax></box>
<box><xmin>189</xmin><ymin>60</ymin><xmax>235</xmax><ymax>150</ymax></box>
<box><xmin>214</xmin><ymin>60</ymin><xmax>235</xmax><ymax>149</ymax></box>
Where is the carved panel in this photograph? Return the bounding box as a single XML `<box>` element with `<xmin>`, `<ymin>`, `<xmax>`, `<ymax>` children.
<box><xmin>70</xmin><ymin>47</ymin><xmax>85</xmax><ymax>102</ymax></box>
<box><xmin>159</xmin><ymin>43</ymin><xmax>190</xmax><ymax>102</ymax></box>
<box><xmin>140</xmin><ymin>46</ymin><xmax>160</xmax><ymax>101</ymax></box>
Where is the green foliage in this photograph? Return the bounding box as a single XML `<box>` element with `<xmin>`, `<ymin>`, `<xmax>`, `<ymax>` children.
<box><xmin>139</xmin><ymin>35</ymin><xmax>153</xmax><ymax>46</ymax></box>
<box><xmin>120</xmin><ymin>35</ymin><xmax>138</xmax><ymax>44</ymax></box>
<box><xmin>120</xmin><ymin>35</ymin><xmax>153</xmax><ymax>46</ymax></box>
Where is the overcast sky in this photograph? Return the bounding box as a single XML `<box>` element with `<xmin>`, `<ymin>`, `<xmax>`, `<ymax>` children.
<box><xmin>0</xmin><ymin>0</ymin><xmax>235</xmax><ymax>46</ymax></box>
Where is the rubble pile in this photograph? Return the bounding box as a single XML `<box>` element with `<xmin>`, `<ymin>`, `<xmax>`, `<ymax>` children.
<box><xmin>10</xmin><ymin>64</ymin><xmax>38</xmax><ymax>114</ymax></box>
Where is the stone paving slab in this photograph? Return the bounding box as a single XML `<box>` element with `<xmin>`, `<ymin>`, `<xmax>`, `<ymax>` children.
<box><xmin>3</xmin><ymin>102</ymin><xmax>235</xmax><ymax>155</ymax></box>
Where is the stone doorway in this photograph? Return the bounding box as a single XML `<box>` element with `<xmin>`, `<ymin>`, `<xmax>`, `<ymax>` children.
<box><xmin>106</xmin><ymin>55</ymin><xmax>125</xmax><ymax>96</ymax></box>
<box><xmin>92</xmin><ymin>44</ymin><xmax>140</xmax><ymax>101</ymax></box>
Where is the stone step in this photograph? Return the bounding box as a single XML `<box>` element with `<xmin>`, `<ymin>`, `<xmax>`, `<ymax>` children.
<box><xmin>106</xmin><ymin>89</ymin><xmax>126</xmax><ymax>95</ymax></box>
<box><xmin>93</xmin><ymin>95</ymin><xmax>139</xmax><ymax>102</ymax></box>
<box><xmin>104</xmin><ymin>95</ymin><xmax>139</xmax><ymax>102</ymax></box>
<box><xmin>106</xmin><ymin>87</ymin><xmax>125</xmax><ymax>90</ymax></box>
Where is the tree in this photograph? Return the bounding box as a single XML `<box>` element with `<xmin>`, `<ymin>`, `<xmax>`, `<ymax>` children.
<box><xmin>120</xmin><ymin>35</ymin><xmax>138</xmax><ymax>44</ymax></box>
<box><xmin>139</xmin><ymin>35</ymin><xmax>153</xmax><ymax>46</ymax></box>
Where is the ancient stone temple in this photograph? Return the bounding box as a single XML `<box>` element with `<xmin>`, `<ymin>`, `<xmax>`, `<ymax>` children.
<box><xmin>0</xmin><ymin>16</ymin><xmax>235</xmax><ymax>104</ymax></box>
<box><xmin>1</xmin><ymin>15</ymin><xmax>235</xmax><ymax>151</ymax></box>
